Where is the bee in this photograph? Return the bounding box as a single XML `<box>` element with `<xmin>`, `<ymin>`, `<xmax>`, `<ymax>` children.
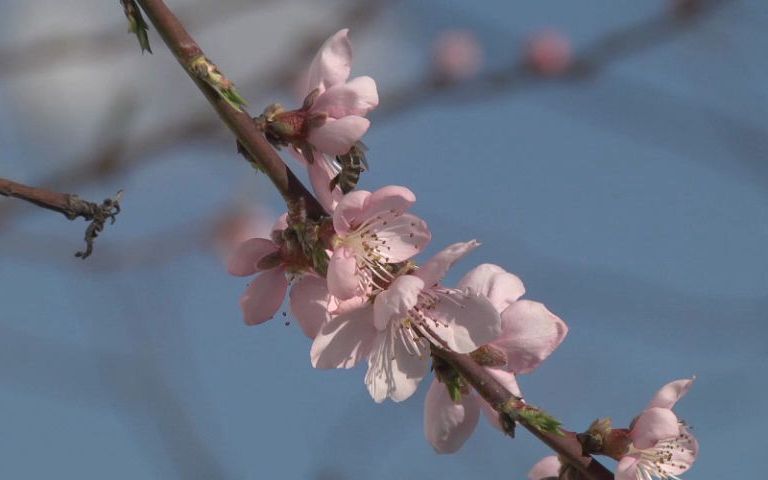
<box><xmin>330</xmin><ymin>142</ymin><xmax>369</xmax><ymax>194</ymax></box>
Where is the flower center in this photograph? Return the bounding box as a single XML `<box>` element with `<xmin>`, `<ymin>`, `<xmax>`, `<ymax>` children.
<box><xmin>342</xmin><ymin>208</ymin><xmax>417</xmax><ymax>292</ymax></box>
<box><xmin>399</xmin><ymin>288</ymin><xmax>464</xmax><ymax>353</ymax></box>
<box><xmin>630</xmin><ymin>428</ymin><xmax>696</xmax><ymax>480</ymax></box>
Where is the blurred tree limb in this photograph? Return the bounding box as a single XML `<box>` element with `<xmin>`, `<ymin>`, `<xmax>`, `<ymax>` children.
<box><xmin>0</xmin><ymin>176</ymin><xmax>121</xmax><ymax>258</ymax></box>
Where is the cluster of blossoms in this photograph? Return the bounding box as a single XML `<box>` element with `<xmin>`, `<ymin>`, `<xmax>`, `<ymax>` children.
<box><xmin>228</xmin><ymin>28</ymin><xmax>698</xmax><ymax>479</ymax></box>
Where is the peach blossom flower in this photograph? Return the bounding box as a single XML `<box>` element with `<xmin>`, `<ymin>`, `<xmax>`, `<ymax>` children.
<box><xmin>424</xmin><ymin>263</ymin><xmax>568</xmax><ymax>453</ymax></box>
<box><xmin>311</xmin><ymin>241</ymin><xmax>501</xmax><ymax>403</ymax></box>
<box><xmin>617</xmin><ymin>379</ymin><xmax>698</xmax><ymax>480</ymax></box>
<box><xmin>327</xmin><ymin>185</ymin><xmax>431</xmax><ymax>300</ymax></box>
<box><xmin>432</xmin><ymin>30</ymin><xmax>483</xmax><ymax>81</ymax></box>
<box><xmin>526</xmin><ymin>30</ymin><xmax>572</xmax><ymax>76</ymax></box>
<box><xmin>228</xmin><ymin>215</ymin><xmax>320</xmax><ymax>336</ymax></box>
<box><xmin>261</xmin><ymin>29</ymin><xmax>378</xmax><ymax>211</ymax></box>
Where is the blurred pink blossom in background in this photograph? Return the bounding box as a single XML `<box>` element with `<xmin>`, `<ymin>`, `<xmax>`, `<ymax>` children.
<box><xmin>431</xmin><ymin>29</ymin><xmax>484</xmax><ymax>81</ymax></box>
<box><xmin>526</xmin><ymin>29</ymin><xmax>572</xmax><ymax>76</ymax></box>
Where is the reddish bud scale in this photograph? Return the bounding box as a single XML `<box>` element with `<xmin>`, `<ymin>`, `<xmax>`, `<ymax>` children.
<box><xmin>603</xmin><ymin>429</ymin><xmax>632</xmax><ymax>460</ymax></box>
<box><xmin>272</xmin><ymin>110</ymin><xmax>310</xmax><ymax>142</ymax></box>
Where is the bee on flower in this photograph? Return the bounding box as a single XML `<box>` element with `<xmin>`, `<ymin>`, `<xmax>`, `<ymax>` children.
<box><xmin>256</xmin><ymin>29</ymin><xmax>378</xmax><ymax>211</ymax></box>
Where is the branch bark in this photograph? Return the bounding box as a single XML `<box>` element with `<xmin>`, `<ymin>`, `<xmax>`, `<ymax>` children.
<box><xmin>0</xmin><ymin>176</ymin><xmax>121</xmax><ymax>258</ymax></box>
<box><xmin>432</xmin><ymin>347</ymin><xmax>614</xmax><ymax>480</ymax></box>
<box><xmin>135</xmin><ymin>0</ymin><xmax>325</xmax><ymax>220</ymax></box>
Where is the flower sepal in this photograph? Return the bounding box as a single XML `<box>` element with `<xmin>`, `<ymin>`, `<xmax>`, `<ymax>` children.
<box><xmin>576</xmin><ymin>417</ymin><xmax>631</xmax><ymax>460</ymax></box>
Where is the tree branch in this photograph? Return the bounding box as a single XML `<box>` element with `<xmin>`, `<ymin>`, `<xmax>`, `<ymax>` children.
<box><xmin>433</xmin><ymin>347</ymin><xmax>614</xmax><ymax>480</ymax></box>
<box><xmin>131</xmin><ymin>1</ymin><xmax>617</xmax><ymax>477</ymax></box>
<box><xmin>0</xmin><ymin>0</ymin><xmax>741</xmax><ymax>231</ymax></box>
<box><xmin>134</xmin><ymin>0</ymin><xmax>325</xmax><ymax>220</ymax></box>
<box><xmin>0</xmin><ymin>176</ymin><xmax>121</xmax><ymax>258</ymax></box>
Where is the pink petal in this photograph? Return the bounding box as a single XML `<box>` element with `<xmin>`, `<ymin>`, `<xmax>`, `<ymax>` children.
<box><xmin>240</xmin><ymin>267</ymin><xmax>288</xmax><ymax>326</ymax></box>
<box><xmin>333</xmin><ymin>189</ymin><xmax>371</xmax><ymax>235</ymax></box>
<box><xmin>630</xmin><ymin>407</ymin><xmax>680</xmax><ymax>449</ymax></box>
<box><xmin>487</xmin><ymin>367</ymin><xmax>522</xmax><ymax>397</ymax></box>
<box><xmin>308</xmin><ymin>154</ymin><xmax>343</xmax><ymax>213</ymax></box>
<box><xmin>306</xmin><ymin>29</ymin><xmax>352</xmax><ymax>93</ymax></box>
<box><xmin>330</xmin><ymin>294</ymin><xmax>368</xmax><ymax>316</ymax></box>
<box><xmin>479</xmin><ymin>368</ymin><xmax>521</xmax><ymax>430</ymax></box>
<box><xmin>227</xmin><ymin>238</ymin><xmax>279</xmax><ymax>276</ymax></box>
<box><xmin>310</xmin><ymin>76</ymin><xmax>379</xmax><ymax>118</ymax></box>
<box><xmin>423</xmin><ymin>379</ymin><xmax>480</xmax><ymax>454</ymax></box>
<box><xmin>661</xmin><ymin>425</ymin><xmax>698</xmax><ymax>476</ymax></box>
<box><xmin>491</xmin><ymin>300</ymin><xmax>568</xmax><ymax>374</ymax></box>
<box><xmin>365</xmin><ymin>327</ymin><xmax>429</xmax><ymax>402</ymax></box>
<box><xmin>620</xmin><ymin>425</ymin><xmax>698</xmax><ymax>480</ymax></box>
<box><xmin>308</xmin><ymin>116</ymin><xmax>370</xmax><ymax>155</ymax></box>
<box><xmin>528</xmin><ymin>456</ymin><xmax>561</xmax><ymax>480</ymax></box>
<box><xmin>373</xmin><ymin>275</ymin><xmax>424</xmax><ymax>331</ymax></box>
<box><xmin>429</xmin><ymin>292</ymin><xmax>501</xmax><ymax>353</ymax></box>
<box><xmin>289</xmin><ymin>275</ymin><xmax>331</xmax><ymax>339</ymax></box>
<box><xmin>615</xmin><ymin>456</ymin><xmax>641</xmax><ymax>480</ymax></box>
<box><xmin>647</xmin><ymin>378</ymin><xmax>695</xmax><ymax>410</ymax></box>
<box><xmin>310</xmin><ymin>304</ymin><xmax>376</xmax><ymax>369</ymax></box>
<box><xmin>415</xmin><ymin>240</ymin><xmax>481</xmax><ymax>287</ymax></box>
<box><xmin>457</xmin><ymin>263</ymin><xmax>525</xmax><ymax>312</ymax></box>
<box><xmin>362</xmin><ymin>185</ymin><xmax>416</xmax><ymax>218</ymax></box>
<box><xmin>327</xmin><ymin>246</ymin><xmax>361</xmax><ymax>300</ymax></box>
<box><xmin>373</xmin><ymin>213</ymin><xmax>431</xmax><ymax>263</ymax></box>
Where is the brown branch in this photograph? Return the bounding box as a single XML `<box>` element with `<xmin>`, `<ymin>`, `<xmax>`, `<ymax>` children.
<box><xmin>134</xmin><ymin>0</ymin><xmax>325</xmax><ymax>220</ymax></box>
<box><xmin>0</xmin><ymin>0</ymin><xmax>389</xmax><ymax>229</ymax></box>
<box><xmin>0</xmin><ymin>177</ymin><xmax>121</xmax><ymax>258</ymax></box>
<box><xmin>433</xmin><ymin>347</ymin><xmax>614</xmax><ymax>480</ymax></box>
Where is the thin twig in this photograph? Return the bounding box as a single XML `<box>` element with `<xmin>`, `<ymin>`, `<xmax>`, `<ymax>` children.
<box><xmin>0</xmin><ymin>176</ymin><xmax>121</xmax><ymax>258</ymax></box>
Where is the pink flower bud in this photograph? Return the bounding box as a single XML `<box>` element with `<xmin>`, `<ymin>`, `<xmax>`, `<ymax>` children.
<box><xmin>431</xmin><ymin>30</ymin><xmax>484</xmax><ymax>81</ymax></box>
<box><xmin>526</xmin><ymin>30</ymin><xmax>572</xmax><ymax>76</ymax></box>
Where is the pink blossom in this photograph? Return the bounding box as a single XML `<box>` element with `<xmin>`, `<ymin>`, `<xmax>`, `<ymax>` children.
<box><xmin>327</xmin><ymin>185</ymin><xmax>431</xmax><ymax>300</ymax></box>
<box><xmin>526</xmin><ymin>30</ymin><xmax>572</xmax><ymax>76</ymax></box>
<box><xmin>228</xmin><ymin>215</ymin><xmax>320</xmax><ymax>337</ymax></box>
<box><xmin>311</xmin><ymin>241</ymin><xmax>501</xmax><ymax>403</ymax></box>
<box><xmin>431</xmin><ymin>30</ymin><xmax>483</xmax><ymax>81</ymax></box>
<box><xmin>300</xmin><ymin>29</ymin><xmax>379</xmax><ymax>211</ymax></box>
<box><xmin>528</xmin><ymin>456</ymin><xmax>561</xmax><ymax>480</ymax></box>
<box><xmin>423</xmin><ymin>263</ymin><xmax>567</xmax><ymax>453</ymax></box>
<box><xmin>617</xmin><ymin>378</ymin><xmax>698</xmax><ymax>480</ymax></box>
